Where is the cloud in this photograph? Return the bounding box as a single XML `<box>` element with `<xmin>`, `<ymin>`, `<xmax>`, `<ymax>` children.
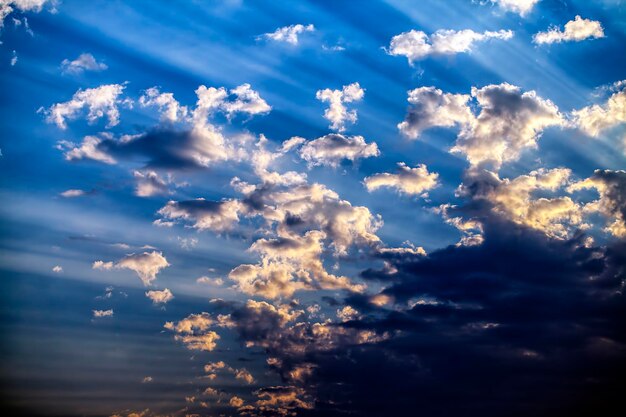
<box><xmin>157</xmin><ymin>199</ymin><xmax>242</xmax><ymax>232</ymax></box>
<box><xmin>145</xmin><ymin>288</ymin><xmax>174</xmax><ymax>304</ymax></box>
<box><xmin>93</xmin><ymin>251</ymin><xmax>170</xmax><ymax>286</ymax></box>
<box><xmin>139</xmin><ymin>87</ymin><xmax>188</xmax><ymax>123</ymax></box>
<box><xmin>42</xmin><ymin>84</ymin><xmax>129</xmax><ymax>129</ymax></box>
<box><xmin>133</xmin><ymin>170</ymin><xmax>170</xmax><ymax>197</ymax></box>
<box><xmin>533</xmin><ymin>16</ymin><xmax>605</xmax><ymax>45</ymax></box>
<box><xmin>316</xmin><ymin>82</ymin><xmax>365</xmax><ymax>131</ymax></box>
<box><xmin>229</xmin><ymin>396</ymin><xmax>244</xmax><ymax>407</ymax></box>
<box><xmin>489</xmin><ymin>0</ymin><xmax>539</xmax><ymax>16</ymax></box>
<box><xmin>61</xmin><ymin>53</ymin><xmax>108</xmax><ymax>74</ymax></box>
<box><xmin>397</xmin><ymin>86</ymin><xmax>474</xmax><ymax>139</ymax></box>
<box><xmin>0</xmin><ymin>0</ymin><xmax>53</xmax><ymax>27</ymax></box>
<box><xmin>364</xmin><ymin>163</ymin><xmax>439</xmax><ymax>196</ymax></box>
<box><xmin>259</xmin><ymin>23</ymin><xmax>315</xmax><ymax>45</ymax></box>
<box><xmin>164</xmin><ymin>312</ymin><xmax>233</xmax><ymax>352</ymax></box>
<box><xmin>572</xmin><ymin>82</ymin><xmax>626</xmax><ymax>137</ymax></box>
<box><xmin>387</xmin><ymin>28</ymin><xmax>513</xmax><ymax>64</ymax></box>
<box><xmin>568</xmin><ymin>170</ymin><xmax>626</xmax><ymax>238</ymax></box>
<box><xmin>59</xmin><ymin>189</ymin><xmax>86</xmax><ymax>198</ymax></box>
<box><xmin>93</xmin><ymin>309</ymin><xmax>113</xmax><ymax>318</ymax></box>
<box><xmin>453</xmin><ymin>83</ymin><xmax>563</xmax><ymax>168</ymax></box>
<box><xmin>299</xmin><ymin>134</ymin><xmax>380</xmax><ymax>167</ymax></box>
<box><xmin>52</xmin><ymin>265</ymin><xmax>62</xmax><ymax>273</ymax></box>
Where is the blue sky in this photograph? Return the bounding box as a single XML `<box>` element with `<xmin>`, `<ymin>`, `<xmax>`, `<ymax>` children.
<box><xmin>1</xmin><ymin>1</ymin><xmax>626</xmax><ymax>416</ymax></box>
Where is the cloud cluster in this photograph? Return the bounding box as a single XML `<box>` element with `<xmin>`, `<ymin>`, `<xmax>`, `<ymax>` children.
<box><xmin>316</xmin><ymin>82</ymin><xmax>365</xmax><ymax>131</ymax></box>
<box><xmin>534</xmin><ymin>15</ymin><xmax>604</xmax><ymax>45</ymax></box>
<box><xmin>572</xmin><ymin>82</ymin><xmax>626</xmax><ymax>137</ymax></box>
<box><xmin>0</xmin><ymin>0</ymin><xmax>53</xmax><ymax>26</ymax></box>
<box><xmin>259</xmin><ymin>23</ymin><xmax>315</xmax><ymax>45</ymax></box>
<box><xmin>93</xmin><ymin>251</ymin><xmax>170</xmax><ymax>286</ymax></box>
<box><xmin>365</xmin><ymin>162</ymin><xmax>439</xmax><ymax>196</ymax></box>
<box><xmin>387</xmin><ymin>28</ymin><xmax>513</xmax><ymax>64</ymax></box>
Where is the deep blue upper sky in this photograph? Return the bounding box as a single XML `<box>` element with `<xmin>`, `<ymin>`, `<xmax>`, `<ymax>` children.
<box><xmin>1</xmin><ymin>1</ymin><xmax>625</xmax><ymax>416</ymax></box>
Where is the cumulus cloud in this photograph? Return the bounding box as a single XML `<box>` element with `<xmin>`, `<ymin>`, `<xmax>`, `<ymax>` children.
<box><xmin>59</xmin><ymin>189</ymin><xmax>86</xmax><ymax>198</ymax></box>
<box><xmin>133</xmin><ymin>170</ymin><xmax>170</xmax><ymax>197</ymax></box>
<box><xmin>259</xmin><ymin>23</ymin><xmax>315</xmax><ymax>45</ymax></box>
<box><xmin>145</xmin><ymin>288</ymin><xmax>174</xmax><ymax>304</ymax></box>
<box><xmin>164</xmin><ymin>312</ymin><xmax>233</xmax><ymax>352</ymax></box>
<box><xmin>364</xmin><ymin>163</ymin><xmax>439</xmax><ymax>196</ymax></box>
<box><xmin>157</xmin><ymin>199</ymin><xmax>242</xmax><ymax>232</ymax></box>
<box><xmin>52</xmin><ymin>265</ymin><xmax>62</xmax><ymax>273</ymax></box>
<box><xmin>93</xmin><ymin>309</ymin><xmax>113</xmax><ymax>318</ymax></box>
<box><xmin>397</xmin><ymin>86</ymin><xmax>474</xmax><ymax>139</ymax></box>
<box><xmin>316</xmin><ymin>82</ymin><xmax>365</xmax><ymax>131</ymax></box>
<box><xmin>61</xmin><ymin>53</ymin><xmax>107</xmax><ymax>74</ymax></box>
<box><xmin>568</xmin><ymin>170</ymin><xmax>626</xmax><ymax>238</ymax></box>
<box><xmin>0</xmin><ymin>0</ymin><xmax>53</xmax><ymax>27</ymax></box>
<box><xmin>489</xmin><ymin>0</ymin><xmax>539</xmax><ymax>16</ymax></box>
<box><xmin>572</xmin><ymin>82</ymin><xmax>626</xmax><ymax>137</ymax></box>
<box><xmin>533</xmin><ymin>16</ymin><xmax>604</xmax><ymax>45</ymax></box>
<box><xmin>299</xmin><ymin>134</ymin><xmax>379</xmax><ymax>167</ymax></box>
<box><xmin>387</xmin><ymin>28</ymin><xmax>513</xmax><ymax>64</ymax></box>
<box><xmin>93</xmin><ymin>251</ymin><xmax>170</xmax><ymax>286</ymax></box>
<box><xmin>139</xmin><ymin>87</ymin><xmax>188</xmax><ymax>123</ymax></box>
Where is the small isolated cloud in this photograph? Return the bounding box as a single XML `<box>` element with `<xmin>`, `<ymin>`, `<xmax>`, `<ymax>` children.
<box><xmin>59</xmin><ymin>189</ymin><xmax>86</xmax><ymax>198</ymax></box>
<box><xmin>229</xmin><ymin>396</ymin><xmax>244</xmax><ymax>408</ymax></box>
<box><xmin>258</xmin><ymin>23</ymin><xmax>314</xmax><ymax>45</ymax></box>
<box><xmin>489</xmin><ymin>0</ymin><xmax>539</xmax><ymax>17</ymax></box>
<box><xmin>364</xmin><ymin>162</ymin><xmax>439</xmax><ymax>196</ymax></box>
<box><xmin>52</xmin><ymin>265</ymin><xmax>63</xmax><ymax>273</ymax></box>
<box><xmin>316</xmin><ymin>82</ymin><xmax>365</xmax><ymax>131</ymax></box>
<box><xmin>93</xmin><ymin>309</ymin><xmax>113</xmax><ymax>318</ymax></box>
<box><xmin>534</xmin><ymin>16</ymin><xmax>604</xmax><ymax>45</ymax></box>
<box><xmin>387</xmin><ymin>28</ymin><xmax>513</xmax><ymax>64</ymax></box>
<box><xmin>42</xmin><ymin>84</ymin><xmax>129</xmax><ymax>129</ymax></box>
<box><xmin>10</xmin><ymin>50</ymin><xmax>17</xmax><ymax>66</ymax></box>
<box><xmin>61</xmin><ymin>53</ymin><xmax>107</xmax><ymax>74</ymax></box>
<box><xmin>299</xmin><ymin>134</ymin><xmax>379</xmax><ymax>167</ymax></box>
<box><xmin>133</xmin><ymin>170</ymin><xmax>170</xmax><ymax>197</ymax></box>
<box><xmin>141</xmin><ymin>376</ymin><xmax>153</xmax><ymax>383</ymax></box>
<box><xmin>145</xmin><ymin>288</ymin><xmax>174</xmax><ymax>304</ymax></box>
<box><xmin>93</xmin><ymin>251</ymin><xmax>170</xmax><ymax>286</ymax></box>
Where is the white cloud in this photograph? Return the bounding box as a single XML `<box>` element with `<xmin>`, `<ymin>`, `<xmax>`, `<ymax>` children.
<box><xmin>10</xmin><ymin>49</ymin><xmax>17</xmax><ymax>66</ymax></box>
<box><xmin>58</xmin><ymin>134</ymin><xmax>117</xmax><ymax>164</ymax></box>
<box><xmin>397</xmin><ymin>86</ymin><xmax>474</xmax><ymax>139</ymax></box>
<box><xmin>0</xmin><ymin>0</ymin><xmax>53</xmax><ymax>27</ymax></box>
<box><xmin>364</xmin><ymin>163</ymin><xmax>439</xmax><ymax>196</ymax></box>
<box><xmin>52</xmin><ymin>265</ymin><xmax>63</xmax><ymax>273</ymax></box>
<box><xmin>43</xmin><ymin>84</ymin><xmax>128</xmax><ymax>129</ymax></box>
<box><xmin>93</xmin><ymin>251</ymin><xmax>170</xmax><ymax>286</ymax></box>
<box><xmin>142</xmin><ymin>376</ymin><xmax>153</xmax><ymax>383</ymax></box>
<box><xmin>145</xmin><ymin>288</ymin><xmax>174</xmax><ymax>304</ymax></box>
<box><xmin>572</xmin><ymin>83</ymin><xmax>626</xmax><ymax>137</ymax></box>
<box><xmin>93</xmin><ymin>309</ymin><xmax>114</xmax><ymax>318</ymax></box>
<box><xmin>489</xmin><ymin>0</ymin><xmax>539</xmax><ymax>17</ymax></box>
<box><xmin>139</xmin><ymin>87</ymin><xmax>187</xmax><ymax>123</ymax></box>
<box><xmin>533</xmin><ymin>16</ymin><xmax>604</xmax><ymax>44</ymax></box>
<box><xmin>157</xmin><ymin>199</ymin><xmax>243</xmax><ymax>232</ymax></box>
<box><xmin>259</xmin><ymin>23</ymin><xmax>315</xmax><ymax>45</ymax></box>
<box><xmin>61</xmin><ymin>53</ymin><xmax>107</xmax><ymax>74</ymax></box>
<box><xmin>59</xmin><ymin>189</ymin><xmax>86</xmax><ymax>198</ymax></box>
<box><xmin>133</xmin><ymin>170</ymin><xmax>170</xmax><ymax>197</ymax></box>
<box><xmin>387</xmin><ymin>28</ymin><xmax>513</xmax><ymax>64</ymax></box>
<box><xmin>316</xmin><ymin>82</ymin><xmax>365</xmax><ymax>131</ymax></box>
<box><xmin>299</xmin><ymin>134</ymin><xmax>379</xmax><ymax>167</ymax></box>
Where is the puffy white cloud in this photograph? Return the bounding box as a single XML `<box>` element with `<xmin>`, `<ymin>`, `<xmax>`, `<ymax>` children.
<box><xmin>568</xmin><ymin>170</ymin><xmax>626</xmax><ymax>238</ymax></box>
<box><xmin>0</xmin><ymin>0</ymin><xmax>53</xmax><ymax>27</ymax></box>
<box><xmin>572</xmin><ymin>82</ymin><xmax>626</xmax><ymax>137</ymax></box>
<box><xmin>165</xmin><ymin>311</ymin><xmax>233</xmax><ymax>352</ymax></box>
<box><xmin>299</xmin><ymin>134</ymin><xmax>379</xmax><ymax>167</ymax></box>
<box><xmin>59</xmin><ymin>189</ymin><xmax>86</xmax><ymax>198</ymax></box>
<box><xmin>93</xmin><ymin>309</ymin><xmax>113</xmax><ymax>318</ymax></box>
<box><xmin>489</xmin><ymin>0</ymin><xmax>539</xmax><ymax>16</ymax></box>
<box><xmin>157</xmin><ymin>199</ymin><xmax>243</xmax><ymax>232</ymax></box>
<box><xmin>364</xmin><ymin>163</ymin><xmax>439</xmax><ymax>196</ymax></box>
<box><xmin>222</xmin><ymin>83</ymin><xmax>272</xmax><ymax>117</ymax></box>
<box><xmin>387</xmin><ymin>28</ymin><xmax>512</xmax><ymax>64</ymax></box>
<box><xmin>453</xmin><ymin>83</ymin><xmax>563</xmax><ymax>169</ymax></box>
<box><xmin>61</xmin><ymin>53</ymin><xmax>107</xmax><ymax>74</ymax></box>
<box><xmin>336</xmin><ymin>305</ymin><xmax>360</xmax><ymax>322</ymax></box>
<box><xmin>43</xmin><ymin>84</ymin><xmax>129</xmax><ymax>129</ymax></box>
<box><xmin>52</xmin><ymin>265</ymin><xmax>63</xmax><ymax>273</ymax></box>
<box><xmin>133</xmin><ymin>170</ymin><xmax>170</xmax><ymax>197</ymax></box>
<box><xmin>316</xmin><ymin>82</ymin><xmax>365</xmax><ymax>131</ymax></box>
<box><xmin>397</xmin><ymin>86</ymin><xmax>474</xmax><ymax>139</ymax></box>
<box><xmin>58</xmin><ymin>134</ymin><xmax>117</xmax><ymax>164</ymax></box>
<box><xmin>139</xmin><ymin>87</ymin><xmax>188</xmax><ymax>123</ymax></box>
<box><xmin>145</xmin><ymin>288</ymin><xmax>174</xmax><ymax>304</ymax></box>
<box><xmin>259</xmin><ymin>23</ymin><xmax>315</xmax><ymax>45</ymax></box>
<box><xmin>533</xmin><ymin>16</ymin><xmax>604</xmax><ymax>45</ymax></box>
<box><xmin>93</xmin><ymin>251</ymin><xmax>170</xmax><ymax>286</ymax></box>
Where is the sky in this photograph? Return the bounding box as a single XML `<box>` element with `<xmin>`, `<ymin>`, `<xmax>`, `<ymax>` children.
<box><xmin>0</xmin><ymin>0</ymin><xmax>625</xmax><ymax>416</ymax></box>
